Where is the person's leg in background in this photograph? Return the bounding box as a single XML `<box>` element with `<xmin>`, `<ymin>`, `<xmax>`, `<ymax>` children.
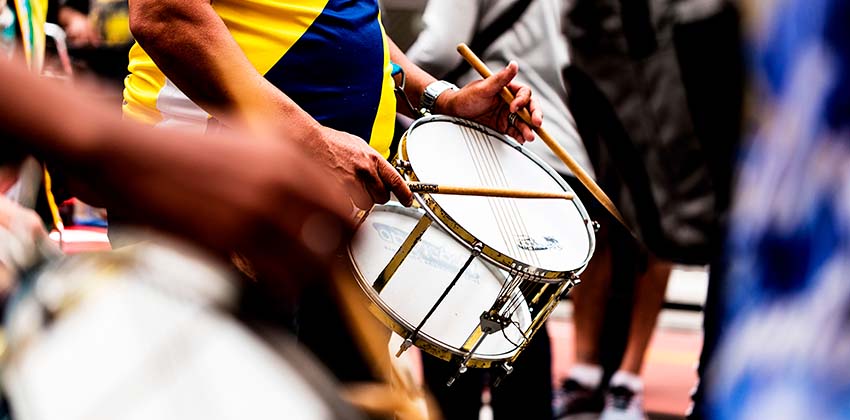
<box><xmin>555</xmin><ymin>222</ymin><xmax>612</xmax><ymax>419</ymax></box>
<box><xmin>490</xmin><ymin>326</ymin><xmax>553</xmax><ymax>420</ymax></box>
<box><xmin>421</xmin><ymin>354</ymin><xmax>485</xmax><ymax>420</ymax></box>
<box><xmin>601</xmin><ymin>255</ymin><xmax>671</xmax><ymax>420</ymax></box>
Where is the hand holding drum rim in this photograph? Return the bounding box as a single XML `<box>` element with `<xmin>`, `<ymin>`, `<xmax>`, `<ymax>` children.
<box><xmin>308</xmin><ymin>127</ymin><xmax>414</xmax><ymax>210</ymax></box>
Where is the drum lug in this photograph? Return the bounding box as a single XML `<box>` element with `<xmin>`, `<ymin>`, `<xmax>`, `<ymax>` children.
<box><xmin>471</xmin><ymin>241</ymin><xmax>484</xmax><ymax>256</ymax></box>
<box><xmin>560</xmin><ymin>274</ymin><xmax>581</xmax><ymax>299</ymax></box>
<box><xmin>493</xmin><ymin>363</ymin><xmax>514</xmax><ymax>387</ymax></box>
<box><xmin>589</xmin><ymin>219</ymin><xmax>601</xmax><ymax>232</ymax></box>
<box><xmin>394</xmin><ymin>159</ymin><xmax>412</xmax><ymax>174</ymax></box>
<box><xmin>446</xmin><ymin>362</ymin><xmax>468</xmax><ymax>387</ymax></box>
<box><xmin>395</xmin><ymin>337</ymin><xmax>414</xmax><ymax>358</ymax></box>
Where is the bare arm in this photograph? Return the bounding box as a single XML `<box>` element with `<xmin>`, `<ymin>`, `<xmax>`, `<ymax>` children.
<box><xmin>128</xmin><ymin>0</ymin><xmax>412</xmax><ymax>209</ymax></box>
<box><xmin>128</xmin><ymin>0</ymin><xmax>319</xmax><ymax>139</ymax></box>
<box><xmin>0</xmin><ymin>59</ymin><xmax>353</xmax><ymax>284</ymax></box>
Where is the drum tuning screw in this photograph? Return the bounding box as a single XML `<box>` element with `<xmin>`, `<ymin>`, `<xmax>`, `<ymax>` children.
<box><xmin>396</xmin><ymin>338</ymin><xmax>413</xmax><ymax>357</ymax></box>
<box><xmin>394</xmin><ymin>159</ymin><xmax>412</xmax><ymax>173</ymax></box>
<box><xmin>446</xmin><ymin>363</ymin><xmax>468</xmax><ymax>387</ymax></box>
<box><xmin>591</xmin><ymin>220</ymin><xmax>601</xmax><ymax>232</ymax></box>
<box><xmin>493</xmin><ymin>363</ymin><xmax>514</xmax><ymax>388</ymax></box>
<box><xmin>471</xmin><ymin>242</ymin><xmax>483</xmax><ymax>256</ymax></box>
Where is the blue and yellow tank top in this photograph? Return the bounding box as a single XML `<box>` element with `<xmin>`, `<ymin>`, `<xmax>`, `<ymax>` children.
<box><xmin>123</xmin><ymin>0</ymin><xmax>397</xmax><ymax>157</ymax></box>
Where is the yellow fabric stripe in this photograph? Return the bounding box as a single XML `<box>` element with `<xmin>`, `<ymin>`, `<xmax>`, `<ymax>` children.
<box><xmin>123</xmin><ymin>43</ymin><xmax>167</xmax><ymax>124</ymax></box>
<box><xmin>122</xmin><ymin>0</ymin><xmax>329</xmax><ymax>124</ymax></box>
<box><xmin>213</xmin><ymin>0</ymin><xmax>328</xmax><ymax>75</ymax></box>
<box><xmin>368</xmin><ymin>19</ymin><xmax>397</xmax><ymax>159</ymax></box>
<box><xmin>12</xmin><ymin>0</ymin><xmax>46</xmax><ymax>72</ymax></box>
<box><xmin>28</xmin><ymin>0</ymin><xmax>46</xmax><ymax>73</ymax></box>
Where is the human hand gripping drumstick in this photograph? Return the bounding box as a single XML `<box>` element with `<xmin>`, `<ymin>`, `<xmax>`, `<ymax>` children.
<box><xmin>456</xmin><ymin>43</ymin><xmax>630</xmax><ymax>229</ymax></box>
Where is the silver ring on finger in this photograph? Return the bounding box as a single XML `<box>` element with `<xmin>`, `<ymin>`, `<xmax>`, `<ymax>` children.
<box><xmin>508</xmin><ymin>112</ymin><xmax>518</xmax><ymax>127</ymax></box>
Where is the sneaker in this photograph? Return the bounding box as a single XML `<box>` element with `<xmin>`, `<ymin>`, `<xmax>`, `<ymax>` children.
<box><xmin>554</xmin><ymin>378</ymin><xmax>604</xmax><ymax>420</ymax></box>
<box><xmin>599</xmin><ymin>385</ymin><xmax>646</xmax><ymax>420</ymax></box>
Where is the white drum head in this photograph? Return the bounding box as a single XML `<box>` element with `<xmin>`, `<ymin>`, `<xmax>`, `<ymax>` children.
<box><xmin>402</xmin><ymin>116</ymin><xmax>594</xmax><ymax>274</ymax></box>
<box><xmin>350</xmin><ymin>205</ymin><xmax>531</xmax><ymax>360</ymax></box>
<box><xmin>3</xmin><ymin>246</ymin><xmax>351</xmax><ymax>420</ymax></box>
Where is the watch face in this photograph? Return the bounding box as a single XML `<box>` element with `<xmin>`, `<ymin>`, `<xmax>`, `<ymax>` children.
<box><xmin>421</xmin><ymin>81</ymin><xmax>457</xmax><ymax>114</ymax></box>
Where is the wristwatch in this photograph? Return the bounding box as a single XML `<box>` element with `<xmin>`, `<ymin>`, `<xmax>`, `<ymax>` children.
<box><xmin>419</xmin><ymin>80</ymin><xmax>459</xmax><ymax>116</ymax></box>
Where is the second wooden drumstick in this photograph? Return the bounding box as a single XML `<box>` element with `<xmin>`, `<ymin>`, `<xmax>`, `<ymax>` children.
<box><xmin>407</xmin><ymin>182</ymin><xmax>574</xmax><ymax>200</ymax></box>
<box><xmin>455</xmin><ymin>43</ymin><xmax>629</xmax><ymax>228</ymax></box>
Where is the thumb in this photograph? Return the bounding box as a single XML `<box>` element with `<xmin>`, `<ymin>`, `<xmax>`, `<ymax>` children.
<box><xmin>376</xmin><ymin>158</ymin><xmax>413</xmax><ymax>207</ymax></box>
<box><xmin>478</xmin><ymin>61</ymin><xmax>518</xmax><ymax>96</ymax></box>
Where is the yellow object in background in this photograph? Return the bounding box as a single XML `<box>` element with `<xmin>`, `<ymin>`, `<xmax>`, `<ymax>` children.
<box><xmin>11</xmin><ymin>0</ymin><xmax>47</xmax><ymax>71</ymax></box>
<box><xmin>90</xmin><ymin>0</ymin><xmax>132</xmax><ymax>47</ymax></box>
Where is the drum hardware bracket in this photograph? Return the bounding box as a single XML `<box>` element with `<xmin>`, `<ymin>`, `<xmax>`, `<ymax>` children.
<box><xmin>589</xmin><ymin>219</ymin><xmax>601</xmax><ymax>233</ymax></box>
<box><xmin>492</xmin><ymin>363</ymin><xmax>514</xmax><ymax>387</ymax></box>
<box><xmin>479</xmin><ymin>311</ymin><xmax>511</xmax><ymax>334</ymax></box>
<box><xmin>560</xmin><ymin>274</ymin><xmax>581</xmax><ymax>300</ymax></box>
<box><xmin>448</xmin><ymin>333</ymin><xmax>486</xmax><ymax>387</ymax></box>
<box><xmin>394</xmin><ymin>159</ymin><xmax>412</xmax><ymax>175</ymax></box>
<box><xmin>397</xmin><ymin>242</ymin><xmax>484</xmax><ymax>358</ymax></box>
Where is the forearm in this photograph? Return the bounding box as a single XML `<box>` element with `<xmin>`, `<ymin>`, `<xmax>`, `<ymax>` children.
<box><xmin>0</xmin><ymin>60</ymin><xmax>106</xmax><ymax>166</ymax></box>
<box><xmin>389</xmin><ymin>39</ymin><xmax>437</xmax><ymax>118</ymax></box>
<box><xmin>389</xmin><ymin>39</ymin><xmax>460</xmax><ymax>118</ymax></box>
<box><xmin>128</xmin><ymin>0</ymin><xmax>320</xmax><ymax>140</ymax></box>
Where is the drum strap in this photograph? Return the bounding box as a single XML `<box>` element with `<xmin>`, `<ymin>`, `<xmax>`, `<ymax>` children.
<box><xmin>443</xmin><ymin>0</ymin><xmax>534</xmax><ymax>83</ymax></box>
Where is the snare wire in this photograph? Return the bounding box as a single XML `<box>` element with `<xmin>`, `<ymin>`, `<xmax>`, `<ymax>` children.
<box><xmin>461</xmin><ymin>123</ymin><xmax>550</xmax><ymax>337</ymax></box>
<box><xmin>462</xmin><ymin>125</ymin><xmax>525</xmax><ymax>264</ymax></box>
<box><xmin>475</xmin><ymin>127</ymin><xmax>543</xmax><ymax>270</ymax></box>
<box><xmin>463</xmin><ymin>125</ymin><xmax>541</xmax><ymax>271</ymax></box>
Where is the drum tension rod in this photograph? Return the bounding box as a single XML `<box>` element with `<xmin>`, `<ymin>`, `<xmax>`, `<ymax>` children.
<box><xmin>396</xmin><ymin>242</ymin><xmax>484</xmax><ymax>358</ymax></box>
<box><xmin>492</xmin><ymin>363</ymin><xmax>515</xmax><ymax>387</ymax></box>
<box><xmin>447</xmin><ymin>337</ymin><xmax>486</xmax><ymax>387</ymax></box>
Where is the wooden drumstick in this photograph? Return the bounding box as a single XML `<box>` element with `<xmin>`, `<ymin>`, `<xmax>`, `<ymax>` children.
<box><xmin>456</xmin><ymin>43</ymin><xmax>630</xmax><ymax>229</ymax></box>
<box><xmin>407</xmin><ymin>182</ymin><xmax>574</xmax><ymax>200</ymax></box>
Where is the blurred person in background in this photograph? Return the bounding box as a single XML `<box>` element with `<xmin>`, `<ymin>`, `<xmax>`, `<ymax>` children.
<box><xmin>555</xmin><ymin>0</ymin><xmax>741</xmax><ymax>417</ymax></box>
<box><xmin>405</xmin><ymin>0</ymin><xmax>703</xmax><ymax>418</ymax></box>
<box><xmin>705</xmin><ymin>0</ymin><xmax>850</xmax><ymax>419</ymax></box>
<box><xmin>47</xmin><ymin>0</ymin><xmax>133</xmax><ymax>93</ymax></box>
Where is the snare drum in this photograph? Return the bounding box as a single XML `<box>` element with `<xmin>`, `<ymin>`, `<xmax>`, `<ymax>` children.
<box><xmin>2</xmin><ymin>243</ymin><xmax>361</xmax><ymax>420</ymax></box>
<box><xmin>348</xmin><ymin>115</ymin><xmax>596</xmax><ymax>381</ymax></box>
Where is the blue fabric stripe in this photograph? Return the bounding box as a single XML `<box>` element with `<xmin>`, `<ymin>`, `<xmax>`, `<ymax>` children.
<box><xmin>263</xmin><ymin>0</ymin><xmax>386</xmax><ymax>143</ymax></box>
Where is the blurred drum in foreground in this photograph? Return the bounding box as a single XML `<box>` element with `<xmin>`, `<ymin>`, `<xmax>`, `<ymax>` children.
<box><xmin>2</xmin><ymin>242</ymin><xmax>361</xmax><ymax>420</ymax></box>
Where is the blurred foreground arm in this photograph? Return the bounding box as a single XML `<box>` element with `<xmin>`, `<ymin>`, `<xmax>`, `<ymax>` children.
<box><xmin>0</xmin><ymin>60</ymin><xmax>354</xmax><ymax>284</ymax></box>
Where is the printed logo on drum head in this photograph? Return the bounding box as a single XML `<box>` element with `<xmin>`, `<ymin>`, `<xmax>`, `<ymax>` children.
<box><xmin>373</xmin><ymin>223</ymin><xmax>482</xmax><ymax>281</ymax></box>
<box><xmin>517</xmin><ymin>235</ymin><xmax>561</xmax><ymax>251</ymax></box>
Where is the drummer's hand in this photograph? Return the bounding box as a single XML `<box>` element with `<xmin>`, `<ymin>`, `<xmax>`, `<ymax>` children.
<box><xmin>0</xmin><ymin>195</ymin><xmax>51</xmax><ymax>298</ymax></box>
<box><xmin>436</xmin><ymin>61</ymin><xmax>543</xmax><ymax>144</ymax></box>
<box><xmin>314</xmin><ymin>127</ymin><xmax>413</xmax><ymax>209</ymax></box>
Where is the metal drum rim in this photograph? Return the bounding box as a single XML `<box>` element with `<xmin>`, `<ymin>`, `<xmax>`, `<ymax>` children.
<box><xmin>398</xmin><ymin>115</ymin><xmax>596</xmax><ymax>282</ymax></box>
<box><xmin>346</xmin><ymin>203</ymin><xmax>526</xmax><ymax>366</ymax></box>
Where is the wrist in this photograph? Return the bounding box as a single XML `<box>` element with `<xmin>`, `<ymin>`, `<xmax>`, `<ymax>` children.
<box><xmin>419</xmin><ymin>80</ymin><xmax>458</xmax><ymax>116</ymax></box>
<box><xmin>433</xmin><ymin>87</ymin><xmax>459</xmax><ymax>116</ymax></box>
